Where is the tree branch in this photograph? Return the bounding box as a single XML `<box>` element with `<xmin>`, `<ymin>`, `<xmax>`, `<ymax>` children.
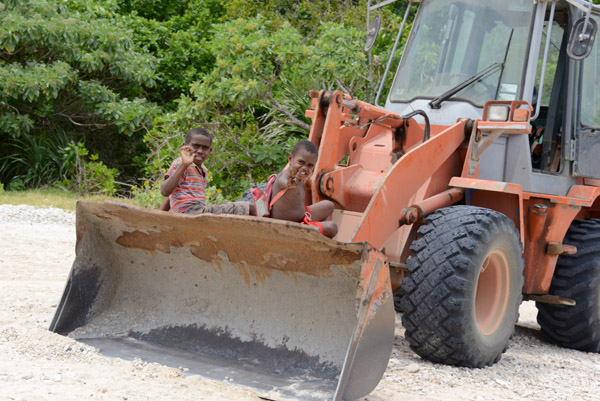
<box><xmin>335</xmin><ymin>78</ymin><xmax>353</xmax><ymax>97</ymax></box>
<box><xmin>0</xmin><ymin>102</ymin><xmax>20</xmax><ymax>113</ymax></box>
<box><xmin>56</xmin><ymin>112</ymin><xmax>111</xmax><ymax>128</ymax></box>
<box><xmin>265</xmin><ymin>93</ymin><xmax>310</xmax><ymax>130</ymax></box>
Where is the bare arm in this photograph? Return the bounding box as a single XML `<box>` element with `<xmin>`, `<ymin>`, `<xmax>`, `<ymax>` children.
<box><xmin>160</xmin><ymin>146</ymin><xmax>194</xmax><ymax>197</ymax></box>
<box><xmin>159</xmin><ymin>197</ymin><xmax>170</xmax><ymax>211</ymax></box>
<box><xmin>270</xmin><ymin>170</ymin><xmax>306</xmax><ymax>222</ymax></box>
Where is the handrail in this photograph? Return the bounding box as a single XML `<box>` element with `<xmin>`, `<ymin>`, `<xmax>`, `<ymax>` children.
<box><xmin>564</xmin><ymin>0</ymin><xmax>600</xmax><ymax>16</ymax></box>
<box><xmin>374</xmin><ymin>1</ymin><xmax>413</xmax><ymax>106</ymax></box>
<box><xmin>532</xmin><ymin>1</ymin><xmax>556</xmax><ymax>121</ymax></box>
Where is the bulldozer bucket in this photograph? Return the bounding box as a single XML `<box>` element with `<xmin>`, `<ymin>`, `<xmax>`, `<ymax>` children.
<box><xmin>49</xmin><ymin>202</ymin><xmax>395</xmax><ymax>401</ymax></box>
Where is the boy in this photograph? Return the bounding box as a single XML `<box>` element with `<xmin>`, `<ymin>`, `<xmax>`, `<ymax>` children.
<box><xmin>269</xmin><ymin>140</ymin><xmax>338</xmax><ymax>238</ymax></box>
<box><xmin>161</xmin><ymin>127</ymin><xmax>255</xmax><ymax>216</ymax></box>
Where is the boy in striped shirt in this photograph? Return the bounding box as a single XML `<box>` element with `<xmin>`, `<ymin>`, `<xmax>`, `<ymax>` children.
<box><xmin>160</xmin><ymin>128</ymin><xmax>255</xmax><ymax>215</ymax></box>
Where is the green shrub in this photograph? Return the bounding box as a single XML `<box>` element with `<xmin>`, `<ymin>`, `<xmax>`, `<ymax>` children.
<box><xmin>131</xmin><ymin>179</ymin><xmax>164</xmax><ymax>209</ymax></box>
<box><xmin>0</xmin><ymin>133</ymin><xmax>66</xmax><ymax>188</ymax></box>
<box><xmin>0</xmin><ymin>0</ymin><xmax>159</xmax><ymax>187</ymax></box>
<box><xmin>8</xmin><ymin>179</ymin><xmax>26</xmax><ymax>191</ymax></box>
<box><xmin>57</xmin><ymin>141</ymin><xmax>119</xmax><ymax>196</ymax></box>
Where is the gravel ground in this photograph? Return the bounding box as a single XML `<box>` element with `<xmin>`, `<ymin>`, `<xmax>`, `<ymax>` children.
<box><xmin>0</xmin><ymin>204</ymin><xmax>76</xmax><ymax>225</ymax></box>
<box><xmin>1</xmin><ymin>204</ymin><xmax>599</xmax><ymax>401</ymax></box>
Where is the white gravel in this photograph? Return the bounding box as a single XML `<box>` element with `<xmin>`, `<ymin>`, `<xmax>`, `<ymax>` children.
<box><xmin>0</xmin><ymin>204</ymin><xmax>259</xmax><ymax>401</ymax></box>
<box><xmin>1</xmin><ymin>204</ymin><xmax>599</xmax><ymax>401</ymax></box>
<box><xmin>0</xmin><ymin>204</ymin><xmax>75</xmax><ymax>226</ymax></box>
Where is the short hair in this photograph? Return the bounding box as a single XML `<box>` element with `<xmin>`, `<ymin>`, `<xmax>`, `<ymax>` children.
<box><xmin>291</xmin><ymin>140</ymin><xmax>318</xmax><ymax>156</ymax></box>
<box><xmin>185</xmin><ymin>127</ymin><xmax>212</xmax><ymax>145</ymax></box>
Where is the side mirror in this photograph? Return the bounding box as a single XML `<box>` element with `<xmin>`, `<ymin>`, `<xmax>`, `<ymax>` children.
<box><xmin>365</xmin><ymin>14</ymin><xmax>381</xmax><ymax>52</ymax></box>
<box><xmin>567</xmin><ymin>17</ymin><xmax>597</xmax><ymax>60</ymax></box>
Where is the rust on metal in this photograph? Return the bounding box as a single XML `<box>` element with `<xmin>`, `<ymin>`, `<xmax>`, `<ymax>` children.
<box><xmin>51</xmin><ymin>200</ymin><xmax>395</xmax><ymax>401</ymax></box>
<box><xmin>521</xmin><ymin>198</ymin><xmax>581</xmax><ymax>294</ymax></box>
<box><xmin>527</xmin><ymin>204</ymin><xmax>548</xmax><ymax>240</ymax></box>
<box><xmin>523</xmin><ymin>294</ymin><xmax>576</xmax><ymax>306</ymax></box>
<box><xmin>116</xmin><ymin>229</ymin><xmax>183</xmax><ymax>253</ymax></box>
<box><xmin>399</xmin><ymin>188</ymin><xmax>465</xmax><ymax>226</ymax></box>
<box><xmin>389</xmin><ymin>262</ymin><xmax>407</xmax><ymax>292</ymax></box>
<box><xmin>398</xmin><ymin>206</ymin><xmax>421</xmax><ymax>226</ymax></box>
<box><xmin>546</xmin><ymin>242</ymin><xmax>577</xmax><ymax>256</ymax></box>
<box><xmin>88</xmin><ymin>202</ymin><xmax>363</xmax><ymax>284</ymax></box>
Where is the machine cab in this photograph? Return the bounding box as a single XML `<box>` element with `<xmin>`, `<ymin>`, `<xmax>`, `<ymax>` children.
<box><xmin>381</xmin><ymin>0</ymin><xmax>600</xmax><ymax>194</ymax></box>
<box><xmin>387</xmin><ymin>0</ymin><xmax>534</xmax><ymax>124</ymax></box>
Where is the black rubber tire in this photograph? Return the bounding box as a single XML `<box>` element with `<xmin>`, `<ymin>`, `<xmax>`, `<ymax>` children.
<box><xmin>393</xmin><ymin>291</ymin><xmax>404</xmax><ymax>314</ymax></box>
<box><xmin>536</xmin><ymin>219</ymin><xmax>600</xmax><ymax>352</ymax></box>
<box><xmin>399</xmin><ymin>206</ymin><xmax>524</xmax><ymax>367</ymax></box>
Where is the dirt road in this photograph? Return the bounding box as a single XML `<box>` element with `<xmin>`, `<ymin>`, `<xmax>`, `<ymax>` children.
<box><xmin>1</xmin><ymin>205</ymin><xmax>598</xmax><ymax>401</ymax></box>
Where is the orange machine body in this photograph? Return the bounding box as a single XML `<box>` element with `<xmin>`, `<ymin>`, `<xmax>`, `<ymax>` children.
<box><xmin>306</xmin><ymin>90</ymin><xmax>600</xmax><ymax>296</ymax></box>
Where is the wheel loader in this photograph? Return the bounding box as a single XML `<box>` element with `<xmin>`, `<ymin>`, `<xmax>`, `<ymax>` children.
<box><xmin>50</xmin><ymin>0</ymin><xmax>600</xmax><ymax>400</ymax></box>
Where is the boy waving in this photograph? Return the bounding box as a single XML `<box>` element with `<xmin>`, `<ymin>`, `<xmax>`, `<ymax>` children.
<box><xmin>161</xmin><ymin>127</ymin><xmax>255</xmax><ymax>215</ymax></box>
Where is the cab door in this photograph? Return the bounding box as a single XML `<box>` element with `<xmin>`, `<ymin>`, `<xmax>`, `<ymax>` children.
<box><xmin>574</xmin><ymin>14</ymin><xmax>600</xmax><ymax>179</ymax></box>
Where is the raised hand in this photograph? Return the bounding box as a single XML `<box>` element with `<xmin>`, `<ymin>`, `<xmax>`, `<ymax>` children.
<box><xmin>180</xmin><ymin>144</ymin><xmax>195</xmax><ymax>166</ymax></box>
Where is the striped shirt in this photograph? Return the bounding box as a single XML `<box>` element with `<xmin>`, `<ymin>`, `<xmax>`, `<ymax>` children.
<box><xmin>164</xmin><ymin>158</ymin><xmax>208</xmax><ymax>213</ymax></box>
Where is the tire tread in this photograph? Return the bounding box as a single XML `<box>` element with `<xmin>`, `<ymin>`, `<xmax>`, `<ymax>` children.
<box><xmin>536</xmin><ymin>219</ymin><xmax>600</xmax><ymax>352</ymax></box>
<box><xmin>400</xmin><ymin>206</ymin><xmax>524</xmax><ymax>367</ymax></box>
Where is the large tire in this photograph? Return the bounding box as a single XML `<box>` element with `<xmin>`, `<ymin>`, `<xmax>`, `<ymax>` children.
<box><xmin>393</xmin><ymin>292</ymin><xmax>405</xmax><ymax>313</ymax></box>
<box><xmin>536</xmin><ymin>219</ymin><xmax>600</xmax><ymax>352</ymax></box>
<box><xmin>400</xmin><ymin>206</ymin><xmax>524</xmax><ymax>367</ymax></box>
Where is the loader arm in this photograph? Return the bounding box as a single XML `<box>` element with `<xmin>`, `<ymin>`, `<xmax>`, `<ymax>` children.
<box><xmin>307</xmin><ymin>90</ymin><xmax>468</xmax><ymax>251</ymax></box>
<box><xmin>352</xmin><ymin>120</ymin><xmax>467</xmax><ymax>248</ymax></box>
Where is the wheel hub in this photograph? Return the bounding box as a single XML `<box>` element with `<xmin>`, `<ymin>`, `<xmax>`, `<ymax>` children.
<box><xmin>475</xmin><ymin>249</ymin><xmax>510</xmax><ymax>335</ymax></box>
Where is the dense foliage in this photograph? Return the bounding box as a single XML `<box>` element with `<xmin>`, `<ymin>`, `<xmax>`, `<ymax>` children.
<box><xmin>0</xmin><ymin>0</ymin><xmax>159</xmax><ymax>193</ymax></box>
<box><xmin>0</xmin><ymin>0</ymin><xmax>412</xmax><ymax>204</ymax></box>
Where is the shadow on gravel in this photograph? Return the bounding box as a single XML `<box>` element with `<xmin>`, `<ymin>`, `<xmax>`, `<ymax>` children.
<box><xmin>513</xmin><ymin>324</ymin><xmax>544</xmax><ymax>342</ymax></box>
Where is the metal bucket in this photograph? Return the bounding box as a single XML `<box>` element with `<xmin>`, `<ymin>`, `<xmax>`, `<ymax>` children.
<box><xmin>50</xmin><ymin>202</ymin><xmax>394</xmax><ymax>400</ymax></box>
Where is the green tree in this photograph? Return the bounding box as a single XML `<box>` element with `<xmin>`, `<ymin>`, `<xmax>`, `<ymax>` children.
<box><xmin>224</xmin><ymin>0</ymin><xmax>367</xmax><ymax>36</ymax></box>
<box><xmin>223</xmin><ymin>0</ymin><xmax>414</xmax><ymax>100</ymax></box>
<box><xmin>144</xmin><ymin>14</ymin><xmax>400</xmax><ymax>199</ymax></box>
<box><xmin>114</xmin><ymin>0</ymin><xmax>226</xmax><ymax>106</ymax></box>
<box><xmin>0</xmin><ymin>0</ymin><xmax>159</xmax><ymax>190</ymax></box>
<box><xmin>0</xmin><ymin>0</ymin><xmax>414</xmax><ymax>200</ymax></box>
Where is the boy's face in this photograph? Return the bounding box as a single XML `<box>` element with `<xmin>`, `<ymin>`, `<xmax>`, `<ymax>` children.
<box><xmin>288</xmin><ymin>148</ymin><xmax>317</xmax><ymax>184</ymax></box>
<box><xmin>187</xmin><ymin>134</ymin><xmax>212</xmax><ymax>166</ymax></box>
